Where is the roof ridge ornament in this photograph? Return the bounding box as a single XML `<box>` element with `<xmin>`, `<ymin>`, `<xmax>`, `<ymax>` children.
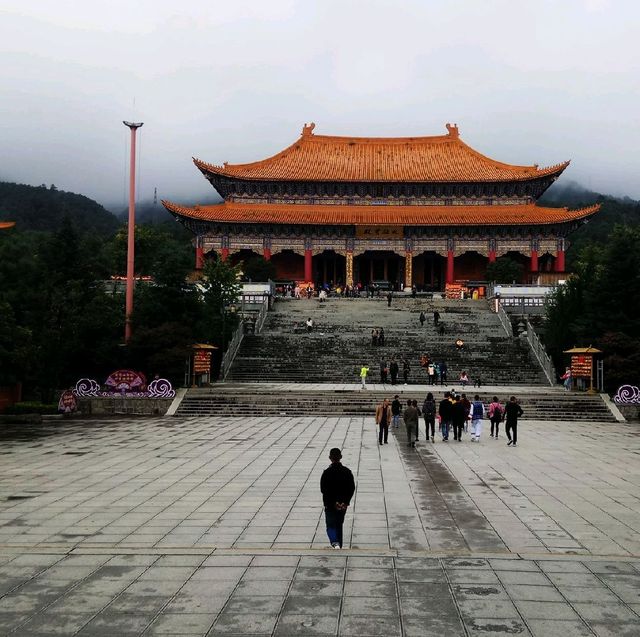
<box><xmin>445</xmin><ymin>123</ymin><xmax>459</xmax><ymax>138</ymax></box>
<box><xmin>302</xmin><ymin>122</ymin><xmax>316</xmax><ymax>137</ymax></box>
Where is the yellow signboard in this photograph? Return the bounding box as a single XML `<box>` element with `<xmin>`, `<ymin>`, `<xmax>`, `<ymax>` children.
<box><xmin>356</xmin><ymin>226</ymin><xmax>404</xmax><ymax>238</ymax></box>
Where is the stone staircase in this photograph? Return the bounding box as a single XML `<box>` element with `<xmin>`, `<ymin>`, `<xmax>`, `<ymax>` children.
<box><xmin>175</xmin><ymin>385</ymin><xmax>616</xmax><ymax>422</ymax></box>
<box><xmin>226</xmin><ymin>297</ymin><xmax>549</xmax><ymax>385</ymax></box>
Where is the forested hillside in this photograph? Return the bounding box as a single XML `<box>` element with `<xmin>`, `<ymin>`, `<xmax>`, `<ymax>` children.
<box><xmin>0</xmin><ymin>182</ymin><xmax>119</xmax><ymax>236</ymax></box>
<box><xmin>540</xmin><ymin>182</ymin><xmax>640</xmax><ymax>265</ymax></box>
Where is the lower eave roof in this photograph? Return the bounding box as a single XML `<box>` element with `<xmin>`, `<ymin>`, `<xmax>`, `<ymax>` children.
<box><xmin>162</xmin><ymin>200</ymin><xmax>600</xmax><ymax>227</ymax></box>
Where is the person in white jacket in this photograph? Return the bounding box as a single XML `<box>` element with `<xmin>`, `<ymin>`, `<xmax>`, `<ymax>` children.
<box><xmin>470</xmin><ymin>394</ymin><xmax>485</xmax><ymax>442</ymax></box>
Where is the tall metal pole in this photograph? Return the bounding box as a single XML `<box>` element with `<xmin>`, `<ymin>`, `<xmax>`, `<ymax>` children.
<box><xmin>123</xmin><ymin>121</ymin><xmax>143</xmax><ymax>343</ymax></box>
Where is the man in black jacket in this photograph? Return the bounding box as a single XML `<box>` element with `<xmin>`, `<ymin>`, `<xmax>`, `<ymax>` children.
<box><xmin>320</xmin><ymin>448</ymin><xmax>356</xmax><ymax>549</ymax></box>
<box><xmin>438</xmin><ymin>392</ymin><xmax>452</xmax><ymax>441</ymax></box>
<box><xmin>505</xmin><ymin>396</ymin><xmax>524</xmax><ymax>447</ymax></box>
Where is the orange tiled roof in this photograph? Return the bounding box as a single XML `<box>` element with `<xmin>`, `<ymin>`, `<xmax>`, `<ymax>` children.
<box><xmin>163</xmin><ymin>200</ymin><xmax>599</xmax><ymax>227</ymax></box>
<box><xmin>194</xmin><ymin>123</ymin><xmax>569</xmax><ymax>183</ymax></box>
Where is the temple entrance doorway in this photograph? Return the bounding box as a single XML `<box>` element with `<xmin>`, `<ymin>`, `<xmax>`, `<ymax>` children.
<box><xmin>314</xmin><ymin>250</ymin><xmax>346</xmax><ymax>287</ymax></box>
<box><xmin>271</xmin><ymin>250</ymin><xmax>304</xmax><ymax>281</ymax></box>
<box><xmin>456</xmin><ymin>251</ymin><xmax>487</xmax><ymax>282</ymax></box>
<box><xmin>355</xmin><ymin>251</ymin><xmax>402</xmax><ymax>288</ymax></box>
<box><xmin>504</xmin><ymin>251</ymin><xmax>529</xmax><ymax>283</ymax></box>
<box><xmin>412</xmin><ymin>251</ymin><xmax>445</xmax><ymax>291</ymax></box>
<box><xmin>231</xmin><ymin>249</ymin><xmax>261</xmax><ymax>270</ymax></box>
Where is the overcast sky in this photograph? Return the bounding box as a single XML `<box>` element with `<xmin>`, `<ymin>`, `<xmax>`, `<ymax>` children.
<box><xmin>1</xmin><ymin>0</ymin><xmax>639</xmax><ymax>209</ymax></box>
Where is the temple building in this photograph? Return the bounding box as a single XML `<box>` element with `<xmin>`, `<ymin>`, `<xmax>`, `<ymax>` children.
<box><xmin>163</xmin><ymin>123</ymin><xmax>600</xmax><ymax>290</ymax></box>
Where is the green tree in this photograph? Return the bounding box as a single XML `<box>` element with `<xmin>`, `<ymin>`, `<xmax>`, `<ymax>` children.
<box><xmin>201</xmin><ymin>259</ymin><xmax>242</xmax><ymax>348</ymax></box>
<box><xmin>486</xmin><ymin>257</ymin><xmax>524</xmax><ymax>284</ymax></box>
<box><xmin>542</xmin><ymin>226</ymin><xmax>640</xmax><ymax>391</ymax></box>
<box><xmin>242</xmin><ymin>256</ymin><xmax>276</xmax><ymax>282</ymax></box>
<box><xmin>106</xmin><ymin>224</ymin><xmax>193</xmax><ymax>285</ymax></box>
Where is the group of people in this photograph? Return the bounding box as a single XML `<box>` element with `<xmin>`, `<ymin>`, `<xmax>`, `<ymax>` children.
<box><xmin>378</xmin><ymin>356</ymin><xmax>411</xmax><ymax>385</ymax></box>
<box><xmin>370</xmin><ymin>328</ymin><xmax>386</xmax><ymax>346</ymax></box>
<box><xmin>321</xmin><ymin>393</ymin><xmax>524</xmax><ymax>549</ymax></box>
<box><xmin>375</xmin><ymin>392</ymin><xmax>524</xmax><ymax>446</ymax></box>
<box><xmin>419</xmin><ymin>355</ymin><xmax>448</xmax><ymax>385</ymax></box>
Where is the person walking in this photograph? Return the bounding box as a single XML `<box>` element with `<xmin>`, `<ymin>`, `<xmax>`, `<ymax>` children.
<box><xmin>376</xmin><ymin>398</ymin><xmax>391</xmax><ymax>445</ymax></box>
<box><xmin>371</xmin><ymin>328</ymin><xmax>378</xmax><ymax>346</ymax></box>
<box><xmin>439</xmin><ymin>361</ymin><xmax>448</xmax><ymax>386</ymax></box>
<box><xmin>460</xmin><ymin>393</ymin><xmax>471</xmax><ymax>433</ymax></box>
<box><xmin>402</xmin><ymin>358</ymin><xmax>410</xmax><ymax>385</ymax></box>
<box><xmin>452</xmin><ymin>394</ymin><xmax>467</xmax><ymax>442</ymax></box>
<box><xmin>387</xmin><ymin>291</ymin><xmax>393</xmax><ymax>308</ymax></box>
<box><xmin>360</xmin><ymin>365</ymin><xmax>370</xmax><ymax>390</ymax></box>
<box><xmin>391</xmin><ymin>394</ymin><xmax>402</xmax><ymax>429</ymax></box>
<box><xmin>434</xmin><ymin>310</ymin><xmax>440</xmax><ymax>326</ymax></box>
<box><xmin>380</xmin><ymin>358</ymin><xmax>388</xmax><ymax>384</ymax></box>
<box><xmin>470</xmin><ymin>394</ymin><xmax>485</xmax><ymax>442</ymax></box>
<box><xmin>459</xmin><ymin>371</ymin><xmax>469</xmax><ymax>388</ymax></box>
<box><xmin>422</xmin><ymin>392</ymin><xmax>436</xmax><ymax>442</ymax></box>
<box><xmin>561</xmin><ymin>367</ymin><xmax>572</xmax><ymax>391</ymax></box>
<box><xmin>390</xmin><ymin>358</ymin><xmax>399</xmax><ymax>385</ymax></box>
<box><xmin>488</xmin><ymin>396</ymin><xmax>502</xmax><ymax>437</ymax></box>
<box><xmin>504</xmin><ymin>396</ymin><xmax>524</xmax><ymax>447</ymax></box>
<box><xmin>438</xmin><ymin>392</ymin><xmax>452</xmax><ymax>441</ymax></box>
<box><xmin>427</xmin><ymin>362</ymin><xmax>435</xmax><ymax>385</ymax></box>
<box><xmin>419</xmin><ymin>311</ymin><xmax>426</xmax><ymax>327</ymax></box>
<box><xmin>378</xmin><ymin>328</ymin><xmax>385</xmax><ymax>347</ymax></box>
<box><xmin>403</xmin><ymin>399</ymin><xmax>419</xmax><ymax>447</ymax></box>
<box><xmin>320</xmin><ymin>448</ymin><xmax>355</xmax><ymax>549</ymax></box>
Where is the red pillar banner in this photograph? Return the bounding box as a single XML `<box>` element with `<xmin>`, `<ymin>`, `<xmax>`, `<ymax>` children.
<box><xmin>530</xmin><ymin>250</ymin><xmax>539</xmax><ymax>272</ymax></box>
<box><xmin>446</xmin><ymin>250</ymin><xmax>455</xmax><ymax>284</ymax></box>
<box><xmin>263</xmin><ymin>248</ymin><xmax>271</xmax><ymax>261</ymax></box>
<box><xmin>221</xmin><ymin>248</ymin><xmax>229</xmax><ymax>262</ymax></box>
<box><xmin>488</xmin><ymin>250</ymin><xmax>496</xmax><ymax>263</ymax></box>
<box><xmin>556</xmin><ymin>249</ymin><xmax>565</xmax><ymax>272</ymax></box>
<box><xmin>195</xmin><ymin>246</ymin><xmax>204</xmax><ymax>270</ymax></box>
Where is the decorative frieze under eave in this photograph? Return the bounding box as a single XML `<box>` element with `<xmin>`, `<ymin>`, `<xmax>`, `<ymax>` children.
<box><xmin>198</xmin><ymin>234</ymin><xmax>567</xmax><ymax>260</ymax></box>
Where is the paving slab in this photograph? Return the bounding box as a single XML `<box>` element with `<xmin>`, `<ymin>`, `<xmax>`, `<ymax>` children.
<box><xmin>0</xmin><ymin>408</ymin><xmax>639</xmax><ymax>635</ymax></box>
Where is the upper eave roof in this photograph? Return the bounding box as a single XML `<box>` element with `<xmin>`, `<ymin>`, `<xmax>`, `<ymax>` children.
<box><xmin>162</xmin><ymin>200</ymin><xmax>599</xmax><ymax>227</ymax></box>
<box><xmin>194</xmin><ymin>123</ymin><xmax>570</xmax><ymax>184</ymax></box>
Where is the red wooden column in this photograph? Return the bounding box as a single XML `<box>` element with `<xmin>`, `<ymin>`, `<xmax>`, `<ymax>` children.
<box><xmin>488</xmin><ymin>239</ymin><xmax>497</xmax><ymax>263</ymax></box>
<box><xmin>530</xmin><ymin>250</ymin><xmax>539</xmax><ymax>272</ymax></box>
<box><xmin>446</xmin><ymin>250</ymin><xmax>455</xmax><ymax>284</ymax></box>
<box><xmin>195</xmin><ymin>244</ymin><xmax>204</xmax><ymax>270</ymax></box>
<box><xmin>446</xmin><ymin>239</ymin><xmax>455</xmax><ymax>284</ymax></box>
<box><xmin>221</xmin><ymin>248</ymin><xmax>229</xmax><ymax>262</ymax></box>
<box><xmin>263</xmin><ymin>237</ymin><xmax>271</xmax><ymax>261</ymax></box>
<box><xmin>304</xmin><ymin>239</ymin><xmax>313</xmax><ymax>281</ymax></box>
<box><xmin>529</xmin><ymin>238</ymin><xmax>540</xmax><ymax>272</ymax></box>
<box><xmin>556</xmin><ymin>238</ymin><xmax>566</xmax><ymax>272</ymax></box>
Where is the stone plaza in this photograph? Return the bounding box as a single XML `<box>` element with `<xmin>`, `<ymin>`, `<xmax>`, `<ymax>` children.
<box><xmin>0</xmin><ymin>405</ymin><xmax>639</xmax><ymax>636</ymax></box>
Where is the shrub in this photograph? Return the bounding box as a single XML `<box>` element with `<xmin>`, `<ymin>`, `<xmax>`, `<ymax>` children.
<box><xmin>4</xmin><ymin>401</ymin><xmax>59</xmax><ymax>415</ymax></box>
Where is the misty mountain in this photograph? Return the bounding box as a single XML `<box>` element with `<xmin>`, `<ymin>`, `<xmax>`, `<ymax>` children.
<box><xmin>540</xmin><ymin>181</ymin><xmax>640</xmax><ymax>259</ymax></box>
<box><xmin>0</xmin><ymin>181</ymin><xmax>119</xmax><ymax>236</ymax></box>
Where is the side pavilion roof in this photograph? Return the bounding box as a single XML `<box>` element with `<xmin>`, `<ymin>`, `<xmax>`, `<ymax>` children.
<box><xmin>163</xmin><ymin>200</ymin><xmax>599</xmax><ymax>227</ymax></box>
<box><xmin>194</xmin><ymin>123</ymin><xmax>569</xmax><ymax>184</ymax></box>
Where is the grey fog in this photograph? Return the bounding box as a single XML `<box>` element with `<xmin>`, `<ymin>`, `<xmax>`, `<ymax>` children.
<box><xmin>1</xmin><ymin>0</ymin><xmax>639</xmax><ymax>209</ymax></box>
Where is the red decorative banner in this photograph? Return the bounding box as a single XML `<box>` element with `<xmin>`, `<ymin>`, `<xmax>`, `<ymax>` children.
<box><xmin>571</xmin><ymin>355</ymin><xmax>592</xmax><ymax>378</ymax></box>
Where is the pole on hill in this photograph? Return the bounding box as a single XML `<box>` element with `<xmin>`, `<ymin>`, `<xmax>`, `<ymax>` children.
<box><xmin>123</xmin><ymin>121</ymin><xmax>143</xmax><ymax>343</ymax></box>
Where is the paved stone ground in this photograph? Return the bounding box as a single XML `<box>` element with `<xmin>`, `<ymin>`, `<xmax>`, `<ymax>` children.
<box><xmin>0</xmin><ymin>412</ymin><xmax>639</xmax><ymax>636</ymax></box>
